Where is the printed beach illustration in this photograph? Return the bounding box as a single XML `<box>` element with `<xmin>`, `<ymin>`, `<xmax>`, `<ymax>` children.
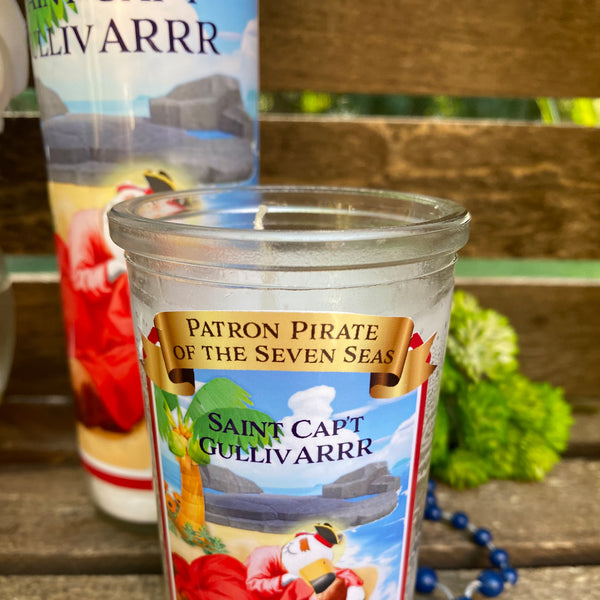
<box><xmin>32</xmin><ymin>0</ymin><xmax>259</xmax><ymax>187</ymax></box>
<box><xmin>36</xmin><ymin>74</ymin><xmax>256</xmax><ymax>186</ymax></box>
<box><xmin>155</xmin><ymin>369</ymin><xmax>422</xmax><ymax>600</ymax></box>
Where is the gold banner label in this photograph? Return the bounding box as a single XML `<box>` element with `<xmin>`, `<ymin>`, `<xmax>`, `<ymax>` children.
<box><xmin>143</xmin><ymin>311</ymin><xmax>435</xmax><ymax>398</ymax></box>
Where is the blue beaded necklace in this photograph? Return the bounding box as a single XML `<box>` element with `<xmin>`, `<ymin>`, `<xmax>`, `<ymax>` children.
<box><xmin>416</xmin><ymin>480</ymin><xmax>518</xmax><ymax>599</ymax></box>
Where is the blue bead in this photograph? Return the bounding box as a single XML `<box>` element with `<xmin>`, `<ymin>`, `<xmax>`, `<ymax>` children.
<box><xmin>489</xmin><ymin>548</ymin><xmax>509</xmax><ymax>567</ymax></box>
<box><xmin>425</xmin><ymin>504</ymin><xmax>442</xmax><ymax>521</ymax></box>
<box><xmin>502</xmin><ymin>567</ymin><xmax>518</xmax><ymax>585</ymax></box>
<box><xmin>473</xmin><ymin>528</ymin><xmax>493</xmax><ymax>546</ymax></box>
<box><xmin>427</xmin><ymin>479</ymin><xmax>437</xmax><ymax>493</ymax></box>
<box><xmin>415</xmin><ymin>567</ymin><xmax>438</xmax><ymax>593</ymax></box>
<box><xmin>451</xmin><ymin>511</ymin><xmax>469</xmax><ymax>529</ymax></box>
<box><xmin>426</xmin><ymin>492</ymin><xmax>438</xmax><ymax>508</ymax></box>
<box><xmin>478</xmin><ymin>570</ymin><xmax>504</xmax><ymax>597</ymax></box>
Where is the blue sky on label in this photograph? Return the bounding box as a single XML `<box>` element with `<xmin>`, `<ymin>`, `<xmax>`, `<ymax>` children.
<box><xmin>173</xmin><ymin>370</ymin><xmax>420</xmax><ymax>490</ymax></box>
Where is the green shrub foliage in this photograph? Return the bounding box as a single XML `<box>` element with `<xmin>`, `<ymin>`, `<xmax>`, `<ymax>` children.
<box><xmin>432</xmin><ymin>291</ymin><xmax>572</xmax><ymax>489</ymax></box>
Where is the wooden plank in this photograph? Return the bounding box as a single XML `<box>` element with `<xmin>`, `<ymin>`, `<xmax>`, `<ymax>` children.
<box><xmin>14</xmin><ymin>0</ymin><xmax>600</xmax><ymax>98</ymax></box>
<box><xmin>2</xmin><ymin>116</ymin><xmax>600</xmax><ymax>259</ymax></box>
<box><xmin>416</xmin><ymin>566</ymin><xmax>600</xmax><ymax>600</ymax></box>
<box><xmin>565</xmin><ymin>398</ymin><xmax>600</xmax><ymax>457</ymax></box>
<box><xmin>458</xmin><ymin>282</ymin><xmax>600</xmax><ymax>398</ymax></box>
<box><xmin>0</xmin><ymin>575</ymin><xmax>164</xmax><ymax>600</ymax></box>
<box><xmin>2</xmin><ymin>567</ymin><xmax>599</xmax><ymax>599</ymax></box>
<box><xmin>0</xmin><ymin>465</ymin><xmax>161</xmax><ymax>575</ymax></box>
<box><xmin>5</xmin><ymin>279</ymin><xmax>599</xmax><ymax>397</ymax></box>
<box><xmin>259</xmin><ymin>0</ymin><xmax>600</xmax><ymax>98</ymax></box>
<box><xmin>420</xmin><ymin>459</ymin><xmax>600</xmax><ymax>569</ymax></box>
<box><xmin>5</xmin><ymin>280</ymin><xmax>70</xmax><ymax>397</ymax></box>
<box><xmin>0</xmin><ymin>397</ymin><xmax>77</xmax><ymax>464</ymax></box>
<box><xmin>1</xmin><ymin>567</ymin><xmax>600</xmax><ymax>600</ymax></box>
<box><xmin>260</xmin><ymin>116</ymin><xmax>600</xmax><ymax>260</ymax></box>
<box><xmin>0</xmin><ymin>460</ymin><xmax>597</xmax><ymax>575</ymax></box>
<box><xmin>0</xmin><ymin>118</ymin><xmax>52</xmax><ymax>254</ymax></box>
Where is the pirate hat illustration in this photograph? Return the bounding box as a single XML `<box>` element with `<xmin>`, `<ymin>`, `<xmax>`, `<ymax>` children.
<box><xmin>314</xmin><ymin>522</ymin><xmax>344</xmax><ymax>547</ymax></box>
<box><xmin>144</xmin><ymin>169</ymin><xmax>176</xmax><ymax>192</ymax></box>
<box><xmin>296</xmin><ymin>523</ymin><xmax>345</xmax><ymax>594</ymax></box>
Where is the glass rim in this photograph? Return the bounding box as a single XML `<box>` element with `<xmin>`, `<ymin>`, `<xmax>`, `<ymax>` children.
<box><xmin>109</xmin><ymin>185</ymin><xmax>470</xmax><ymax>242</ymax></box>
<box><xmin>108</xmin><ymin>185</ymin><xmax>471</xmax><ymax>270</ymax></box>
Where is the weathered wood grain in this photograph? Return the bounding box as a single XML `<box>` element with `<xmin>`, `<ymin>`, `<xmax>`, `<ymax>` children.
<box><xmin>458</xmin><ymin>283</ymin><xmax>600</xmax><ymax>398</ymax></box>
<box><xmin>0</xmin><ymin>118</ymin><xmax>51</xmax><ymax>254</ymax></box>
<box><xmin>14</xmin><ymin>0</ymin><xmax>600</xmax><ymax>98</ymax></box>
<box><xmin>5</xmin><ymin>281</ymin><xmax>69</xmax><ymax>397</ymax></box>
<box><xmin>259</xmin><ymin>0</ymin><xmax>600</xmax><ymax>98</ymax></box>
<box><xmin>0</xmin><ymin>575</ymin><xmax>165</xmax><ymax>600</ymax></box>
<box><xmin>1</xmin><ymin>116</ymin><xmax>599</xmax><ymax>258</ymax></box>
<box><xmin>416</xmin><ymin>566</ymin><xmax>600</xmax><ymax>600</ymax></box>
<box><xmin>5</xmin><ymin>280</ymin><xmax>599</xmax><ymax>397</ymax></box>
<box><xmin>0</xmin><ymin>460</ymin><xmax>597</xmax><ymax>575</ymax></box>
<box><xmin>420</xmin><ymin>459</ymin><xmax>600</xmax><ymax>569</ymax></box>
<box><xmin>260</xmin><ymin>116</ymin><xmax>600</xmax><ymax>260</ymax></box>
<box><xmin>0</xmin><ymin>465</ymin><xmax>161</xmax><ymax>575</ymax></box>
<box><xmin>0</xmin><ymin>397</ymin><xmax>77</xmax><ymax>464</ymax></box>
<box><xmin>2</xmin><ymin>567</ymin><xmax>600</xmax><ymax>600</ymax></box>
<box><xmin>565</xmin><ymin>398</ymin><xmax>600</xmax><ymax>457</ymax></box>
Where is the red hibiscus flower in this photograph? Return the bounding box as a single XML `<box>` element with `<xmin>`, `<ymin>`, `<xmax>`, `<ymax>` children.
<box><xmin>172</xmin><ymin>553</ymin><xmax>258</xmax><ymax>600</ymax></box>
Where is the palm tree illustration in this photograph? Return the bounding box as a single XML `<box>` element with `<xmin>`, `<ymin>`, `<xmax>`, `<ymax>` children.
<box><xmin>155</xmin><ymin>377</ymin><xmax>282</xmax><ymax>537</ymax></box>
<box><xmin>27</xmin><ymin>0</ymin><xmax>78</xmax><ymax>50</ymax></box>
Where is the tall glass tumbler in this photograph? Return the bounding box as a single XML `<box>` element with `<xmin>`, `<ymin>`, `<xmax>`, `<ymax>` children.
<box><xmin>109</xmin><ymin>186</ymin><xmax>470</xmax><ymax>600</ymax></box>
<box><xmin>25</xmin><ymin>0</ymin><xmax>259</xmax><ymax>522</ymax></box>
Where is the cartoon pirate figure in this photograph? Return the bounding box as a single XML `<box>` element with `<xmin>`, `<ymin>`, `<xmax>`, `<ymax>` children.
<box><xmin>245</xmin><ymin>523</ymin><xmax>365</xmax><ymax>600</ymax></box>
<box><xmin>62</xmin><ymin>169</ymin><xmax>181</xmax><ymax>431</ymax></box>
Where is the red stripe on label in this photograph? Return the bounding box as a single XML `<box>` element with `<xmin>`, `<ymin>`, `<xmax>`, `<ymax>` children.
<box><xmin>81</xmin><ymin>457</ymin><xmax>153</xmax><ymax>491</ymax></box>
<box><xmin>401</xmin><ymin>333</ymin><xmax>430</xmax><ymax>600</ymax></box>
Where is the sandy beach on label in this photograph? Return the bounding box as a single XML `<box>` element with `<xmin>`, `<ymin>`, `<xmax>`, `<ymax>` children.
<box><xmin>48</xmin><ymin>171</ymin><xmax>194</xmax><ymax>241</ymax></box>
<box><xmin>167</xmin><ymin>523</ymin><xmax>379</xmax><ymax>598</ymax></box>
<box><xmin>169</xmin><ymin>522</ymin><xmax>294</xmax><ymax>564</ymax></box>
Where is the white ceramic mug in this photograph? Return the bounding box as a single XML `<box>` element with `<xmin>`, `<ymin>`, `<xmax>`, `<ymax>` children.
<box><xmin>0</xmin><ymin>0</ymin><xmax>28</xmax><ymax>131</ymax></box>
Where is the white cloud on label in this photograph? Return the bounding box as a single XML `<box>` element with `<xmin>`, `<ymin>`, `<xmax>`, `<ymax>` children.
<box><xmin>210</xmin><ymin>384</ymin><xmax>415</xmax><ymax>491</ymax></box>
<box><xmin>180</xmin><ymin>381</ymin><xmax>416</xmax><ymax>492</ymax></box>
<box><xmin>368</xmin><ymin>413</ymin><xmax>416</xmax><ymax>466</ymax></box>
<box><xmin>208</xmin><ymin>384</ymin><xmax>370</xmax><ymax>489</ymax></box>
<box><xmin>219</xmin><ymin>31</ymin><xmax>243</xmax><ymax>42</ymax></box>
<box><xmin>240</xmin><ymin>18</ymin><xmax>258</xmax><ymax>61</ymax></box>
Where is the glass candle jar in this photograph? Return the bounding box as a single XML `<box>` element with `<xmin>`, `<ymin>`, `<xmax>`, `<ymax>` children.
<box><xmin>109</xmin><ymin>186</ymin><xmax>470</xmax><ymax>600</ymax></box>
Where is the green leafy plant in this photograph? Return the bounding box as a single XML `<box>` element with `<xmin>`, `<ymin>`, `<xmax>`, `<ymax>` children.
<box><xmin>155</xmin><ymin>378</ymin><xmax>282</xmax><ymax>536</ymax></box>
<box><xmin>537</xmin><ymin>98</ymin><xmax>600</xmax><ymax>127</ymax></box>
<box><xmin>181</xmin><ymin>523</ymin><xmax>228</xmax><ymax>554</ymax></box>
<box><xmin>26</xmin><ymin>0</ymin><xmax>78</xmax><ymax>50</ymax></box>
<box><xmin>432</xmin><ymin>291</ymin><xmax>573</xmax><ymax>489</ymax></box>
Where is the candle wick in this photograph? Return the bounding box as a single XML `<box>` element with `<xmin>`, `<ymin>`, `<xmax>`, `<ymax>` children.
<box><xmin>254</xmin><ymin>204</ymin><xmax>267</xmax><ymax>230</ymax></box>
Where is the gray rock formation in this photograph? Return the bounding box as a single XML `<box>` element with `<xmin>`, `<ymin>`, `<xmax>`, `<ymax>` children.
<box><xmin>322</xmin><ymin>461</ymin><xmax>401</xmax><ymax>499</ymax></box>
<box><xmin>42</xmin><ymin>113</ymin><xmax>254</xmax><ymax>185</ymax></box>
<box><xmin>200</xmin><ymin>463</ymin><xmax>263</xmax><ymax>494</ymax></box>
<box><xmin>200</xmin><ymin>462</ymin><xmax>401</xmax><ymax>533</ymax></box>
<box><xmin>149</xmin><ymin>74</ymin><xmax>253</xmax><ymax>139</ymax></box>
<box><xmin>35</xmin><ymin>78</ymin><xmax>256</xmax><ymax>185</ymax></box>
<box><xmin>204</xmin><ymin>490</ymin><xmax>400</xmax><ymax>533</ymax></box>
<box><xmin>35</xmin><ymin>79</ymin><xmax>69</xmax><ymax>121</ymax></box>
